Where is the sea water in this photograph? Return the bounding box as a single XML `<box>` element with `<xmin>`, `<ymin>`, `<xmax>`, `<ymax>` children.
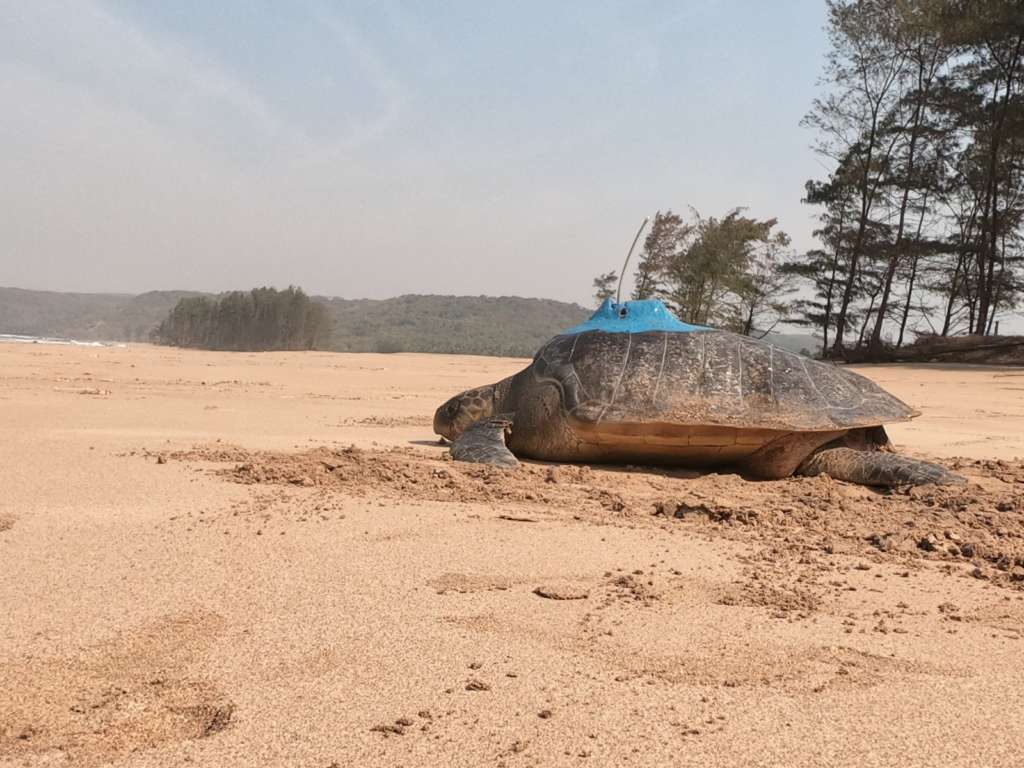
<box><xmin>0</xmin><ymin>334</ymin><xmax>126</xmax><ymax>348</ymax></box>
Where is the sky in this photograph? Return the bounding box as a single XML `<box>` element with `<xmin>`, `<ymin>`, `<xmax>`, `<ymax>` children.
<box><xmin>3</xmin><ymin>1</ymin><xmax>839</xmax><ymax>307</ymax></box>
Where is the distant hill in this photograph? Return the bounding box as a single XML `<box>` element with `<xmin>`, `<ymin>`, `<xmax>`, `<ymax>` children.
<box><xmin>0</xmin><ymin>287</ymin><xmax>826</xmax><ymax>358</ymax></box>
<box><xmin>759</xmin><ymin>331</ymin><xmax>821</xmax><ymax>357</ymax></box>
<box><xmin>0</xmin><ymin>287</ymin><xmax>589</xmax><ymax>357</ymax></box>
<box><xmin>318</xmin><ymin>294</ymin><xmax>589</xmax><ymax>357</ymax></box>
<box><xmin>0</xmin><ymin>287</ymin><xmax>204</xmax><ymax>342</ymax></box>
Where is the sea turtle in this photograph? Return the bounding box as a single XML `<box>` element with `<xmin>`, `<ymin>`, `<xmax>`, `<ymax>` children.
<box><xmin>433</xmin><ymin>299</ymin><xmax>963</xmax><ymax>487</ymax></box>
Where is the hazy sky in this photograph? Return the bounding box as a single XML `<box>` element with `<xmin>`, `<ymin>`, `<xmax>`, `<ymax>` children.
<box><xmin>2</xmin><ymin>1</ymin><xmax>833</xmax><ymax>306</ymax></box>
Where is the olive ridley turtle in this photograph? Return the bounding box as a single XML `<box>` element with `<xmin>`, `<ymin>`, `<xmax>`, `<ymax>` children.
<box><xmin>433</xmin><ymin>299</ymin><xmax>963</xmax><ymax>487</ymax></box>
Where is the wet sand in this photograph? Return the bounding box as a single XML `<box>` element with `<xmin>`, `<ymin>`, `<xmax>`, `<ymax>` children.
<box><xmin>1</xmin><ymin>342</ymin><xmax>1023</xmax><ymax>767</ymax></box>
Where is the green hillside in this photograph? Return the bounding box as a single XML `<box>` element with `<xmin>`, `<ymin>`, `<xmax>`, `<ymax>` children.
<box><xmin>0</xmin><ymin>287</ymin><xmax>590</xmax><ymax>357</ymax></box>
<box><xmin>0</xmin><ymin>287</ymin><xmax>203</xmax><ymax>342</ymax></box>
<box><xmin>319</xmin><ymin>295</ymin><xmax>589</xmax><ymax>357</ymax></box>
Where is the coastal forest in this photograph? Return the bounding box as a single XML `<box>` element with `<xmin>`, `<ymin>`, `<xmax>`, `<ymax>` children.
<box><xmin>0</xmin><ymin>287</ymin><xmax>593</xmax><ymax>358</ymax></box>
<box><xmin>153</xmin><ymin>287</ymin><xmax>331</xmax><ymax>351</ymax></box>
<box><xmin>597</xmin><ymin>1</ymin><xmax>1023</xmax><ymax>357</ymax></box>
<box><xmin>151</xmin><ymin>290</ymin><xmax>594</xmax><ymax>356</ymax></box>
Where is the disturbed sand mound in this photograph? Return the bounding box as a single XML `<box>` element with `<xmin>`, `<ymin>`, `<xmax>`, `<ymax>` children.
<box><xmin>158</xmin><ymin>444</ymin><xmax>1024</xmax><ymax>591</ymax></box>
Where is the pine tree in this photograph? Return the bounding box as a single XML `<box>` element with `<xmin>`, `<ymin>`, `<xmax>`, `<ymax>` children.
<box><xmin>592</xmin><ymin>271</ymin><xmax>618</xmax><ymax>306</ymax></box>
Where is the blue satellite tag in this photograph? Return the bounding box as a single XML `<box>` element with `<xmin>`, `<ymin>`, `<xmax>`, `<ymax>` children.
<box><xmin>563</xmin><ymin>299</ymin><xmax>707</xmax><ymax>335</ymax></box>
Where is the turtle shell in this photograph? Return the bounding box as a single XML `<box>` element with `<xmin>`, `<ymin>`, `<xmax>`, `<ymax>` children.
<box><xmin>529</xmin><ymin>329</ymin><xmax>917</xmax><ymax>432</ymax></box>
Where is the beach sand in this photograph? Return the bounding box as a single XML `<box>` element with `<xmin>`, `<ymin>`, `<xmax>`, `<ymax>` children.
<box><xmin>2</xmin><ymin>342</ymin><xmax>1024</xmax><ymax>767</ymax></box>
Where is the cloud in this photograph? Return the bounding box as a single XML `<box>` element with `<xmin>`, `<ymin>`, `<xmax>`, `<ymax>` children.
<box><xmin>0</xmin><ymin>0</ymin><xmax>842</xmax><ymax>312</ymax></box>
<box><xmin>0</xmin><ymin>1</ymin><xmax>298</xmax><ymax>163</ymax></box>
<box><xmin>292</xmin><ymin>2</ymin><xmax>407</xmax><ymax>166</ymax></box>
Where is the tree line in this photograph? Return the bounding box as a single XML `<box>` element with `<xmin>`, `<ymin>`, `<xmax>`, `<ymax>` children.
<box><xmin>596</xmin><ymin>1</ymin><xmax>1023</xmax><ymax>357</ymax></box>
<box><xmin>798</xmin><ymin>0</ymin><xmax>1023</xmax><ymax>354</ymax></box>
<box><xmin>154</xmin><ymin>286</ymin><xmax>332</xmax><ymax>351</ymax></box>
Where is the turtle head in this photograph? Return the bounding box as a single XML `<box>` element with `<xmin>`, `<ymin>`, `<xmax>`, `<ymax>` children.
<box><xmin>433</xmin><ymin>385</ymin><xmax>496</xmax><ymax>441</ymax></box>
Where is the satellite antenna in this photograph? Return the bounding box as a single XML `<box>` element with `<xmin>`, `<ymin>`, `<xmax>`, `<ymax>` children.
<box><xmin>615</xmin><ymin>216</ymin><xmax>650</xmax><ymax>305</ymax></box>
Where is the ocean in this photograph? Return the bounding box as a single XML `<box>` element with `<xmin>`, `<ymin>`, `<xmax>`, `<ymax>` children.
<box><xmin>0</xmin><ymin>333</ymin><xmax>126</xmax><ymax>348</ymax></box>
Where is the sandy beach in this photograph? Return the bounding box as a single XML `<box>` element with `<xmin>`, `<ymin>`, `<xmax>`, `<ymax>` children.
<box><xmin>2</xmin><ymin>341</ymin><xmax>1024</xmax><ymax>767</ymax></box>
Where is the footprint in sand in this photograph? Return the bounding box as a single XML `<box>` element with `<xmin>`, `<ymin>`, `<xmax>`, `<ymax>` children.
<box><xmin>0</xmin><ymin>610</ymin><xmax>235</xmax><ymax>767</ymax></box>
<box><xmin>427</xmin><ymin>572</ymin><xmax>515</xmax><ymax>595</ymax></box>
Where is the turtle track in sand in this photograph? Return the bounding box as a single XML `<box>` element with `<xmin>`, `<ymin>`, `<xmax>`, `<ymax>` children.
<box><xmin>155</xmin><ymin>444</ymin><xmax>1024</xmax><ymax>592</ymax></box>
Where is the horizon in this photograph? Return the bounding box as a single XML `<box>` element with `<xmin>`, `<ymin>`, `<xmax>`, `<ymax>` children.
<box><xmin>3</xmin><ymin>282</ymin><xmax>1022</xmax><ymax>338</ymax></box>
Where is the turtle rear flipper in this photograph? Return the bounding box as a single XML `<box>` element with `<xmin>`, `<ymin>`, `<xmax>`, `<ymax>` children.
<box><xmin>798</xmin><ymin>447</ymin><xmax>964</xmax><ymax>487</ymax></box>
<box><xmin>450</xmin><ymin>416</ymin><xmax>518</xmax><ymax>468</ymax></box>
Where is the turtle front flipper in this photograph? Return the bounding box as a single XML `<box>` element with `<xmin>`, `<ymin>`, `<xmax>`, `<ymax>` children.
<box><xmin>798</xmin><ymin>447</ymin><xmax>964</xmax><ymax>487</ymax></box>
<box><xmin>450</xmin><ymin>415</ymin><xmax>518</xmax><ymax>468</ymax></box>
